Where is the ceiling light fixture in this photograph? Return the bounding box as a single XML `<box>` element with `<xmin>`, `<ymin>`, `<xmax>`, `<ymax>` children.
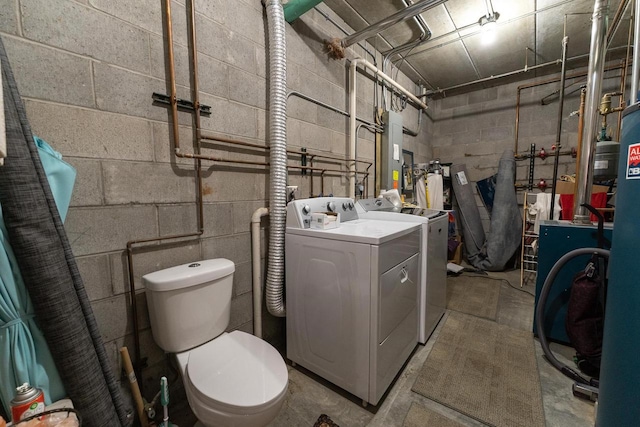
<box><xmin>478</xmin><ymin>0</ymin><xmax>500</xmax><ymax>45</ymax></box>
<box><xmin>478</xmin><ymin>11</ymin><xmax>500</xmax><ymax>45</ymax></box>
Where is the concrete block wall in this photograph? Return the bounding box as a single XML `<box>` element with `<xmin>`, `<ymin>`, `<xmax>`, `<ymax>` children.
<box><xmin>1</xmin><ymin>0</ymin><xmax>431</xmax><ymax>410</ymax></box>
<box><xmin>430</xmin><ymin>67</ymin><xmax>624</xmax><ymax>231</ymax></box>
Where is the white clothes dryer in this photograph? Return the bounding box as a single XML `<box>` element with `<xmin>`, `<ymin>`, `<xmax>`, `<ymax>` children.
<box><xmin>356</xmin><ymin>198</ymin><xmax>448</xmax><ymax>344</ymax></box>
<box><xmin>286</xmin><ymin>197</ymin><xmax>421</xmax><ymax>406</ymax></box>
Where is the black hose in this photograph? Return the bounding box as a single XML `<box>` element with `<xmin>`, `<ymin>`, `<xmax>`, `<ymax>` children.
<box><xmin>535</xmin><ymin>247</ymin><xmax>611</xmax><ymax>384</ymax></box>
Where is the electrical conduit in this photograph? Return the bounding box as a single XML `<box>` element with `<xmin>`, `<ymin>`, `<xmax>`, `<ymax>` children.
<box><xmin>264</xmin><ymin>0</ymin><xmax>287</xmax><ymax>317</ymax></box>
<box><xmin>349</xmin><ymin>58</ymin><xmax>428</xmax><ymax>198</ymax></box>
<box><xmin>251</xmin><ymin>207</ymin><xmax>269</xmax><ymax>338</ymax></box>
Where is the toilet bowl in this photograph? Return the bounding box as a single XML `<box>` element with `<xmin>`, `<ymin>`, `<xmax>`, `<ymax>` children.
<box><xmin>176</xmin><ymin>331</ymin><xmax>288</xmax><ymax>427</ymax></box>
<box><xmin>143</xmin><ymin>259</ymin><xmax>288</xmax><ymax>427</ymax></box>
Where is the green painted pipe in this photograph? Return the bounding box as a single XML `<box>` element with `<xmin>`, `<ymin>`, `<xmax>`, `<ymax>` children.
<box><xmin>283</xmin><ymin>0</ymin><xmax>324</xmax><ymax>22</ymax></box>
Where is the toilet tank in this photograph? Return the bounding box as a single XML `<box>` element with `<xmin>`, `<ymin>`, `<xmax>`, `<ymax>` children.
<box><xmin>143</xmin><ymin>259</ymin><xmax>235</xmax><ymax>353</ymax></box>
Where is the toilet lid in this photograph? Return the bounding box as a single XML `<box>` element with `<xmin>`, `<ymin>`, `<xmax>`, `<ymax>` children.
<box><xmin>187</xmin><ymin>331</ymin><xmax>288</xmax><ymax>408</ymax></box>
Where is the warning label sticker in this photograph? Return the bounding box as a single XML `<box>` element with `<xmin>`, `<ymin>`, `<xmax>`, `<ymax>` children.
<box><xmin>627</xmin><ymin>142</ymin><xmax>640</xmax><ymax>179</ymax></box>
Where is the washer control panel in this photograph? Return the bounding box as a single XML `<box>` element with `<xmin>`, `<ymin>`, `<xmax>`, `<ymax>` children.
<box><xmin>287</xmin><ymin>197</ymin><xmax>359</xmax><ymax>228</ymax></box>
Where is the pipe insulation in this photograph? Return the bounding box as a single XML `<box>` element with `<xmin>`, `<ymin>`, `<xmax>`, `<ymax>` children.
<box><xmin>265</xmin><ymin>0</ymin><xmax>287</xmax><ymax>317</ymax></box>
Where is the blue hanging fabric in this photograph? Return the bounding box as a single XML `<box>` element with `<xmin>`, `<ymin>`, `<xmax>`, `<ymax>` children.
<box><xmin>0</xmin><ymin>136</ymin><xmax>74</xmax><ymax>414</ymax></box>
<box><xmin>34</xmin><ymin>136</ymin><xmax>76</xmax><ymax>223</ymax></box>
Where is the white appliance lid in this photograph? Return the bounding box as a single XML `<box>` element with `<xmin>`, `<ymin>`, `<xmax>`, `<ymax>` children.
<box><xmin>142</xmin><ymin>259</ymin><xmax>235</xmax><ymax>292</ymax></box>
<box><xmin>286</xmin><ymin>218</ymin><xmax>420</xmax><ymax>244</ymax></box>
<box><xmin>187</xmin><ymin>331</ymin><xmax>288</xmax><ymax>408</ymax></box>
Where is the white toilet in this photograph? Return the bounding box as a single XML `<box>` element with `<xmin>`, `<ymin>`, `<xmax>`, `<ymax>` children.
<box><xmin>143</xmin><ymin>259</ymin><xmax>288</xmax><ymax>427</ymax></box>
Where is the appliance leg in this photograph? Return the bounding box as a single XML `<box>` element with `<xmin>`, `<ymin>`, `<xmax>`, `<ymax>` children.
<box><xmin>361</xmin><ymin>399</ymin><xmax>368</xmax><ymax>408</ymax></box>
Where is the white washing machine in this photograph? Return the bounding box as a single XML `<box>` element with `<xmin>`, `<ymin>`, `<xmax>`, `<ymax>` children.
<box><xmin>286</xmin><ymin>197</ymin><xmax>421</xmax><ymax>406</ymax></box>
<box><xmin>356</xmin><ymin>198</ymin><xmax>448</xmax><ymax>344</ymax></box>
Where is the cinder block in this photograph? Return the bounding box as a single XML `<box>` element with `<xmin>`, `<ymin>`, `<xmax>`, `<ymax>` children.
<box><xmin>201</xmin><ymin>233</ymin><xmax>251</xmax><ymax>265</ymax></box>
<box><xmin>481</xmin><ymin>126</ymin><xmax>513</xmax><ymax>142</ymax></box>
<box><xmin>440</xmin><ymin>93</ymin><xmax>467</xmax><ymax>110</ymax></box>
<box><xmin>255</xmin><ymin>45</ymin><xmax>266</xmax><ymax>78</ymax></box>
<box><xmin>102</xmin><ymin>160</ymin><xmax>196</xmax><ymax>205</ymax></box>
<box><xmin>201</xmin><ymin>169</ymin><xmax>260</xmax><ymax>202</ymax></box>
<box><xmin>229</xmin><ymin>68</ymin><xmax>266</xmax><ymax>109</ymax></box>
<box><xmin>233</xmin><ymin>261</ymin><xmax>252</xmax><ymax>297</ymax></box>
<box><xmin>110</xmin><ymin>243</ymin><xmax>202</xmax><ymax>295</ymax></box>
<box><xmin>232</xmin><ymin>200</ymin><xmax>269</xmax><ymax>234</ymax></box>
<box><xmin>286</xmin><ymin>27</ymin><xmax>318</xmax><ymax>69</ymax></box>
<box><xmin>65</xmin><ymin>205</ymin><xmax>158</xmax><ymax>256</ymax></box>
<box><xmin>22</xmin><ymin>0</ymin><xmax>150</xmax><ymax>73</ymax></box>
<box><xmin>25</xmin><ymin>100</ymin><xmax>154</xmax><ymax>161</ymax></box>
<box><xmin>149</xmin><ymin>35</ymin><xmax>229</xmax><ymax>99</ymax></box>
<box><xmin>3</xmin><ymin>37</ymin><xmax>94</xmax><ymax>107</ymax></box>
<box><xmin>92</xmin><ymin>294</ymin><xmax>133</xmax><ymax>342</ymax></box>
<box><xmin>199</xmin><ymin>94</ymin><xmax>258</xmax><ymax>138</ymax></box>
<box><xmin>89</xmin><ymin>0</ymin><xmax>187</xmax><ymax>46</ymax></box>
<box><xmin>76</xmin><ymin>254</ymin><xmax>112</xmax><ymax>301</ymax></box>
<box><xmin>93</xmin><ymin>62</ymin><xmax>173</xmax><ymax>121</ymax></box>
<box><xmin>66</xmin><ymin>157</ymin><xmax>104</xmax><ymax>207</ymax></box>
<box><xmin>287</xmin><ymin>95</ymin><xmax>318</xmax><ymax>124</ymax></box>
<box><xmin>223</xmin><ymin>0</ymin><xmax>264</xmax><ymax>47</ymax></box>
<box><xmin>0</xmin><ymin>0</ymin><xmax>19</xmax><ymax>35</ymax></box>
<box><xmin>228</xmin><ymin>292</ymin><xmax>252</xmax><ymax>331</ymax></box>
<box><xmin>468</xmin><ymin>87</ymin><xmax>498</xmax><ymax>105</ymax></box>
<box><xmin>195</xmin><ymin>0</ymin><xmax>226</xmax><ymax>24</ymax></box>
<box><xmin>158</xmin><ymin>202</ymin><xmax>233</xmax><ymax>237</ymax></box>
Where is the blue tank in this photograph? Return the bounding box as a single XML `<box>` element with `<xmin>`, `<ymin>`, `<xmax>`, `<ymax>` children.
<box><xmin>597</xmin><ymin>104</ymin><xmax>640</xmax><ymax>426</ymax></box>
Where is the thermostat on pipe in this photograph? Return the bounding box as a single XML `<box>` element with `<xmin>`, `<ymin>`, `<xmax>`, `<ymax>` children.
<box><xmin>310</xmin><ymin>212</ymin><xmax>340</xmax><ymax>229</ymax></box>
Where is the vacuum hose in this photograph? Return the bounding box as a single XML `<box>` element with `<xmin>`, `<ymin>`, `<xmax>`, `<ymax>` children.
<box><xmin>535</xmin><ymin>247</ymin><xmax>610</xmax><ymax>384</ymax></box>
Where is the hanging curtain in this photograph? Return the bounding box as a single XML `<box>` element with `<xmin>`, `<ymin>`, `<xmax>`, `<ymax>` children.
<box><xmin>0</xmin><ymin>207</ymin><xmax>66</xmax><ymax>414</ymax></box>
<box><xmin>0</xmin><ymin>36</ymin><xmax>130</xmax><ymax>425</ymax></box>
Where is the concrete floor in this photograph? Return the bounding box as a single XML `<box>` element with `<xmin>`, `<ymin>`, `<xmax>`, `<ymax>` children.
<box><xmin>171</xmin><ymin>269</ymin><xmax>595</xmax><ymax>426</ymax></box>
<box><xmin>267</xmin><ymin>269</ymin><xmax>595</xmax><ymax>427</ymax></box>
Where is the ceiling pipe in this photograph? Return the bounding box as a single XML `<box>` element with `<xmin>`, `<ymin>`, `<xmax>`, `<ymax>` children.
<box><xmin>606</xmin><ymin>0</ymin><xmax>631</xmax><ymax>49</ymax></box>
<box><xmin>424</xmin><ymin>45</ymin><xmax>628</xmax><ymax>98</ymax></box>
<box><xmin>326</xmin><ymin>0</ymin><xmax>446</xmax><ymax>59</ymax></box>
<box><xmin>574</xmin><ymin>0</ymin><xmax>609</xmax><ymax>224</ymax></box>
<box><xmin>401</xmin><ymin>0</ymin><xmax>431</xmax><ymax>39</ymax></box>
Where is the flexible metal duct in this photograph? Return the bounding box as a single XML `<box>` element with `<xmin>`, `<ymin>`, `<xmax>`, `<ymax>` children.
<box><xmin>265</xmin><ymin>0</ymin><xmax>287</xmax><ymax>317</ymax></box>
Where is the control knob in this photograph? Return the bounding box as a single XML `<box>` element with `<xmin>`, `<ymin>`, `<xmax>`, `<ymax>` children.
<box><xmin>301</xmin><ymin>204</ymin><xmax>310</xmax><ymax>215</ymax></box>
<box><xmin>342</xmin><ymin>202</ymin><xmax>349</xmax><ymax>211</ymax></box>
<box><xmin>327</xmin><ymin>202</ymin><xmax>336</xmax><ymax>212</ymax></box>
<box><xmin>348</xmin><ymin>202</ymin><xmax>355</xmax><ymax>210</ymax></box>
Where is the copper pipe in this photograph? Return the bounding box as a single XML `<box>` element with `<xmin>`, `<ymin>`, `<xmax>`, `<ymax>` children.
<box><xmin>514</xmin><ymin>63</ymin><xmax>625</xmax><ymax>156</ymax></box>
<box><xmin>606</xmin><ymin>0</ymin><xmax>631</xmax><ymax>49</ymax></box>
<box><xmin>200</xmin><ymin>132</ymin><xmax>373</xmax><ymax>167</ymax></box>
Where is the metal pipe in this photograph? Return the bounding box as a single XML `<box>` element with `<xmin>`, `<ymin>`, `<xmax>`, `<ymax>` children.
<box><xmin>550</xmin><ymin>36</ymin><xmax>569</xmax><ymax>220</ymax></box>
<box><xmin>429</xmin><ymin>46</ymin><xmax>626</xmax><ymax>98</ymax></box>
<box><xmin>606</xmin><ymin>0</ymin><xmax>631</xmax><ymax>50</ymax></box>
<box><xmin>340</xmin><ymin>0</ymin><xmax>446</xmax><ymax>49</ymax></box>
<box><xmin>200</xmin><ymin>131</ymin><xmax>373</xmax><ymax>168</ymax></box>
<box><xmin>513</xmin><ymin>63</ymin><xmax>624</xmax><ymax>156</ymax></box>
<box><xmin>574</xmin><ymin>0</ymin><xmax>609</xmax><ymax>223</ymax></box>
<box><xmin>401</xmin><ymin>0</ymin><xmax>431</xmax><ymax>39</ymax></box>
<box><xmin>632</xmin><ymin>0</ymin><xmax>640</xmax><ymax>104</ymax></box>
<box><xmin>574</xmin><ymin>87</ymin><xmax>587</xmax><ymax>202</ymax></box>
<box><xmin>287</xmin><ymin>90</ymin><xmax>382</xmax><ymax>131</ymax></box>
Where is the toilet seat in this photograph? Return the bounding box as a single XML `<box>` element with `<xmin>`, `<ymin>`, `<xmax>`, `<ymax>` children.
<box><xmin>185</xmin><ymin>331</ymin><xmax>288</xmax><ymax>413</ymax></box>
